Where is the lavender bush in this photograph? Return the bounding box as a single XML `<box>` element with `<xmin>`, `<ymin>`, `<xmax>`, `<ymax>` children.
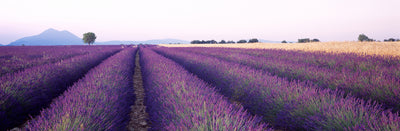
<box><xmin>0</xmin><ymin>46</ymin><xmax>121</xmax><ymax>130</ymax></box>
<box><xmin>25</xmin><ymin>47</ymin><xmax>137</xmax><ymax>130</ymax></box>
<box><xmin>180</xmin><ymin>47</ymin><xmax>400</xmax><ymax>112</ymax></box>
<box><xmin>140</xmin><ymin>47</ymin><xmax>270</xmax><ymax>130</ymax></box>
<box><xmin>153</xmin><ymin>47</ymin><xmax>400</xmax><ymax>130</ymax></box>
<box><xmin>0</xmin><ymin>46</ymin><xmax>121</xmax><ymax>76</ymax></box>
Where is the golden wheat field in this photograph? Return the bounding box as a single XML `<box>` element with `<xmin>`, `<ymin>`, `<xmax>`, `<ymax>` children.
<box><xmin>160</xmin><ymin>42</ymin><xmax>400</xmax><ymax>57</ymax></box>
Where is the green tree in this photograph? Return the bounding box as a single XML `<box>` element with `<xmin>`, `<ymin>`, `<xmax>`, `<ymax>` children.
<box><xmin>248</xmin><ymin>38</ymin><xmax>259</xmax><ymax>43</ymax></box>
<box><xmin>358</xmin><ymin>34</ymin><xmax>371</xmax><ymax>42</ymax></box>
<box><xmin>237</xmin><ymin>40</ymin><xmax>247</xmax><ymax>43</ymax></box>
<box><xmin>311</xmin><ymin>39</ymin><xmax>320</xmax><ymax>42</ymax></box>
<box><xmin>227</xmin><ymin>41</ymin><xmax>236</xmax><ymax>43</ymax></box>
<box><xmin>282</xmin><ymin>40</ymin><xmax>287</xmax><ymax>43</ymax></box>
<box><xmin>191</xmin><ymin>40</ymin><xmax>201</xmax><ymax>44</ymax></box>
<box><xmin>209</xmin><ymin>40</ymin><xmax>218</xmax><ymax>44</ymax></box>
<box><xmin>384</xmin><ymin>38</ymin><xmax>399</xmax><ymax>42</ymax></box>
<box><xmin>298</xmin><ymin>38</ymin><xmax>310</xmax><ymax>43</ymax></box>
<box><xmin>83</xmin><ymin>32</ymin><xmax>96</xmax><ymax>45</ymax></box>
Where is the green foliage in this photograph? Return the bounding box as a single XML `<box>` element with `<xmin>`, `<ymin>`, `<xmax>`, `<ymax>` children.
<box><xmin>190</xmin><ymin>40</ymin><xmax>200</xmax><ymax>44</ymax></box>
<box><xmin>298</xmin><ymin>38</ymin><xmax>320</xmax><ymax>43</ymax></box>
<box><xmin>248</xmin><ymin>38</ymin><xmax>259</xmax><ymax>43</ymax></box>
<box><xmin>311</xmin><ymin>39</ymin><xmax>320</xmax><ymax>42</ymax></box>
<box><xmin>358</xmin><ymin>34</ymin><xmax>368</xmax><ymax>42</ymax></box>
<box><xmin>298</xmin><ymin>38</ymin><xmax>310</xmax><ymax>43</ymax></box>
<box><xmin>282</xmin><ymin>40</ymin><xmax>287</xmax><ymax>43</ymax></box>
<box><xmin>227</xmin><ymin>41</ymin><xmax>236</xmax><ymax>44</ymax></box>
<box><xmin>237</xmin><ymin>40</ymin><xmax>247</xmax><ymax>43</ymax></box>
<box><xmin>384</xmin><ymin>38</ymin><xmax>400</xmax><ymax>42</ymax></box>
<box><xmin>82</xmin><ymin>32</ymin><xmax>96</xmax><ymax>45</ymax></box>
<box><xmin>358</xmin><ymin>34</ymin><xmax>374</xmax><ymax>42</ymax></box>
<box><xmin>190</xmin><ymin>40</ymin><xmax>218</xmax><ymax>44</ymax></box>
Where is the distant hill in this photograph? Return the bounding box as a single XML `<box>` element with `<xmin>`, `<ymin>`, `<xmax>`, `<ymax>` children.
<box><xmin>258</xmin><ymin>39</ymin><xmax>280</xmax><ymax>43</ymax></box>
<box><xmin>7</xmin><ymin>28</ymin><xmax>189</xmax><ymax>46</ymax></box>
<box><xmin>259</xmin><ymin>39</ymin><xmax>296</xmax><ymax>43</ymax></box>
<box><xmin>8</xmin><ymin>28</ymin><xmax>85</xmax><ymax>46</ymax></box>
<box><xmin>95</xmin><ymin>39</ymin><xmax>189</xmax><ymax>45</ymax></box>
<box><xmin>95</xmin><ymin>41</ymin><xmax>135</xmax><ymax>45</ymax></box>
<box><xmin>141</xmin><ymin>39</ymin><xmax>189</xmax><ymax>44</ymax></box>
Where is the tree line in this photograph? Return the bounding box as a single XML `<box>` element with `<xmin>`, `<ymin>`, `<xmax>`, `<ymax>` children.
<box><xmin>285</xmin><ymin>34</ymin><xmax>399</xmax><ymax>43</ymax></box>
<box><xmin>82</xmin><ymin>32</ymin><xmax>399</xmax><ymax>46</ymax></box>
<box><xmin>358</xmin><ymin>34</ymin><xmax>400</xmax><ymax>42</ymax></box>
<box><xmin>296</xmin><ymin>38</ymin><xmax>320</xmax><ymax>43</ymax></box>
<box><xmin>191</xmin><ymin>38</ymin><xmax>259</xmax><ymax>44</ymax></box>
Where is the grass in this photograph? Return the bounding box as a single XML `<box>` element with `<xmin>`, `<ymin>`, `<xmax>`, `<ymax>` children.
<box><xmin>160</xmin><ymin>42</ymin><xmax>400</xmax><ymax>57</ymax></box>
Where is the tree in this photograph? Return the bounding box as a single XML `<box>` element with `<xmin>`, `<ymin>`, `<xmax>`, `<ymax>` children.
<box><xmin>191</xmin><ymin>40</ymin><xmax>217</xmax><ymax>44</ymax></box>
<box><xmin>237</xmin><ymin>40</ymin><xmax>247</xmax><ymax>43</ymax></box>
<box><xmin>298</xmin><ymin>38</ymin><xmax>310</xmax><ymax>43</ymax></box>
<box><xmin>358</xmin><ymin>34</ymin><xmax>374</xmax><ymax>42</ymax></box>
<box><xmin>227</xmin><ymin>41</ymin><xmax>236</xmax><ymax>44</ymax></box>
<box><xmin>384</xmin><ymin>38</ymin><xmax>399</xmax><ymax>42</ymax></box>
<box><xmin>209</xmin><ymin>40</ymin><xmax>218</xmax><ymax>44</ymax></box>
<box><xmin>281</xmin><ymin>40</ymin><xmax>287</xmax><ymax>43</ymax></box>
<box><xmin>191</xmin><ymin>40</ymin><xmax>201</xmax><ymax>44</ymax></box>
<box><xmin>219</xmin><ymin>40</ymin><xmax>226</xmax><ymax>44</ymax></box>
<box><xmin>83</xmin><ymin>32</ymin><xmax>96</xmax><ymax>45</ymax></box>
<box><xmin>311</xmin><ymin>39</ymin><xmax>320</xmax><ymax>42</ymax></box>
<box><xmin>248</xmin><ymin>38</ymin><xmax>259</xmax><ymax>43</ymax></box>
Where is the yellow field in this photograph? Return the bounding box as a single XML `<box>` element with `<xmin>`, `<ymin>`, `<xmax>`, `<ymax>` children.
<box><xmin>160</xmin><ymin>42</ymin><xmax>400</xmax><ymax>57</ymax></box>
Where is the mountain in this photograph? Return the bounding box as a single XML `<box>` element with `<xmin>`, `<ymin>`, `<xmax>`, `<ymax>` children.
<box><xmin>8</xmin><ymin>28</ymin><xmax>84</xmax><ymax>46</ymax></box>
<box><xmin>95</xmin><ymin>41</ymin><xmax>136</xmax><ymax>45</ymax></box>
<box><xmin>95</xmin><ymin>39</ymin><xmax>189</xmax><ymax>45</ymax></box>
<box><xmin>8</xmin><ymin>28</ymin><xmax>189</xmax><ymax>46</ymax></box>
<box><xmin>259</xmin><ymin>39</ymin><xmax>296</xmax><ymax>43</ymax></box>
<box><xmin>140</xmin><ymin>39</ymin><xmax>189</xmax><ymax>44</ymax></box>
<box><xmin>258</xmin><ymin>39</ymin><xmax>281</xmax><ymax>43</ymax></box>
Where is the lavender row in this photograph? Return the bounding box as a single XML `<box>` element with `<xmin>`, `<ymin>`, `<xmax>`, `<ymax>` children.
<box><xmin>182</xmin><ymin>47</ymin><xmax>400</xmax><ymax>85</ymax></box>
<box><xmin>196</xmin><ymin>47</ymin><xmax>400</xmax><ymax>73</ymax></box>
<box><xmin>0</xmin><ymin>46</ymin><xmax>121</xmax><ymax>76</ymax></box>
<box><xmin>26</xmin><ymin>47</ymin><xmax>137</xmax><ymax>130</ymax></box>
<box><xmin>153</xmin><ymin>47</ymin><xmax>400</xmax><ymax>130</ymax></box>
<box><xmin>181</xmin><ymin>47</ymin><xmax>400</xmax><ymax>81</ymax></box>
<box><xmin>0</xmin><ymin>47</ymin><xmax>121</xmax><ymax>130</ymax></box>
<box><xmin>179</xmin><ymin>47</ymin><xmax>400</xmax><ymax>112</ymax></box>
<box><xmin>140</xmin><ymin>47</ymin><xmax>270</xmax><ymax>130</ymax></box>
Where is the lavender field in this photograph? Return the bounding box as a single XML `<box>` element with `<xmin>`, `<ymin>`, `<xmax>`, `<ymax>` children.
<box><xmin>1</xmin><ymin>45</ymin><xmax>399</xmax><ymax>130</ymax></box>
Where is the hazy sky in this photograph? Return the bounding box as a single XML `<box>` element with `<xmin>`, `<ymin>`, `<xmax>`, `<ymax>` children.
<box><xmin>1</xmin><ymin>0</ymin><xmax>399</xmax><ymax>44</ymax></box>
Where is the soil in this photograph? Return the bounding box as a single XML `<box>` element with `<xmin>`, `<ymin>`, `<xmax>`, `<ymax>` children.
<box><xmin>127</xmin><ymin>51</ymin><xmax>150</xmax><ymax>131</ymax></box>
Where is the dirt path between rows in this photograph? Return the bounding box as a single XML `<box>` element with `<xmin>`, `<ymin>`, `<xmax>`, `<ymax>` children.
<box><xmin>128</xmin><ymin>51</ymin><xmax>150</xmax><ymax>131</ymax></box>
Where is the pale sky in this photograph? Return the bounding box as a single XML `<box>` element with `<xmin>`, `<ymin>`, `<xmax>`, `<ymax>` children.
<box><xmin>0</xmin><ymin>0</ymin><xmax>399</xmax><ymax>44</ymax></box>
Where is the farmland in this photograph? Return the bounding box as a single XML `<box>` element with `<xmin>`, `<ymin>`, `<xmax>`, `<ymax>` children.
<box><xmin>1</xmin><ymin>43</ymin><xmax>400</xmax><ymax>130</ymax></box>
<box><xmin>160</xmin><ymin>42</ymin><xmax>400</xmax><ymax>57</ymax></box>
